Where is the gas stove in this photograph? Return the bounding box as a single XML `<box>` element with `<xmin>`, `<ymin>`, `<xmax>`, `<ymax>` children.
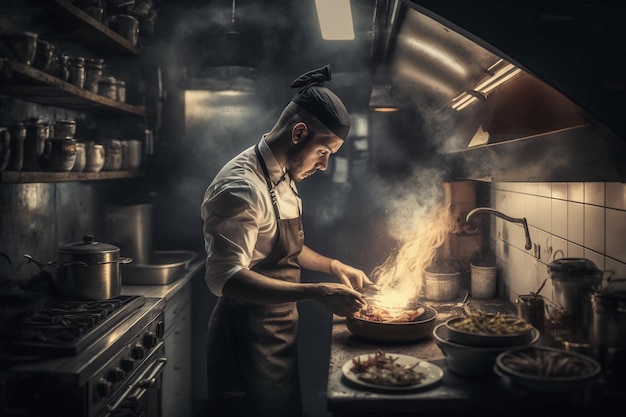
<box><xmin>6</xmin><ymin>295</ymin><xmax>146</xmax><ymax>356</ymax></box>
<box><xmin>0</xmin><ymin>293</ymin><xmax>166</xmax><ymax>417</ymax></box>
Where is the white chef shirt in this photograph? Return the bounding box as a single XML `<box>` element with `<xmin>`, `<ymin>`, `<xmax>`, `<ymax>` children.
<box><xmin>201</xmin><ymin>137</ymin><xmax>302</xmax><ymax>296</ymax></box>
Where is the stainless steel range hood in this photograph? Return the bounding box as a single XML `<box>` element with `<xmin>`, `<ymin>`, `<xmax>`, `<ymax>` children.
<box><xmin>371</xmin><ymin>0</ymin><xmax>626</xmax><ymax>182</ymax></box>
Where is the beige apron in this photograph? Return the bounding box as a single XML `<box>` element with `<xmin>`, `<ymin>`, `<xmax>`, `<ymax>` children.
<box><xmin>206</xmin><ymin>145</ymin><xmax>305</xmax><ymax>417</ymax></box>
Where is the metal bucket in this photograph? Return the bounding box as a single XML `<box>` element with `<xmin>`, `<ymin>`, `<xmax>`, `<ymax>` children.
<box><xmin>104</xmin><ymin>203</ymin><xmax>153</xmax><ymax>265</ymax></box>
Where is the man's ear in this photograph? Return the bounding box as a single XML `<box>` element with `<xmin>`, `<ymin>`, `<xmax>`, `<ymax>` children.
<box><xmin>292</xmin><ymin>122</ymin><xmax>307</xmax><ymax>143</ymax></box>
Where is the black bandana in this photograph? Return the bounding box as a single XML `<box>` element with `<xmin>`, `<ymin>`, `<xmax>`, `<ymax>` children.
<box><xmin>290</xmin><ymin>65</ymin><xmax>351</xmax><ymax>139</ymax></box>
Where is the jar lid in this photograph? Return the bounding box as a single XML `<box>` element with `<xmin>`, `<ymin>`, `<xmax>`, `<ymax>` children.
<box><xmin>57</xmin><ymin>235</ymin><xmax>119</xmax><ymax>255</ymax></box>
<box><xmin>548</xmin><ymin>258</ymin><xmax>601</xmax><ymax>278</ymax></box>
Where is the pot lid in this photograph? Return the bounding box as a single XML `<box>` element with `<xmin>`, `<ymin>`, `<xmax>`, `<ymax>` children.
<box><xmin>547</xmin><ymin>258</ymin><xmax>601</xmax><ymax>277</ymax></box>
<box><xmin>58</xmin><ymin>235</ymin><xmax>119</xmax><ymax>254</ymax></box>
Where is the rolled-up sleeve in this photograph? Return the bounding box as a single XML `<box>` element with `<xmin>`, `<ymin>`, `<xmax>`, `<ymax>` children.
<box><xmin>201</xmin><ymin>180</ymin><xmax>264</xmax><ymax>296</ymax></box>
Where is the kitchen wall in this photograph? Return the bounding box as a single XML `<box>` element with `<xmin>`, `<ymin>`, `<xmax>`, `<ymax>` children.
<box><xmin>489</xmin><ymin>181</ymin><xmax>626</xmax><ymax>305</ymax></box>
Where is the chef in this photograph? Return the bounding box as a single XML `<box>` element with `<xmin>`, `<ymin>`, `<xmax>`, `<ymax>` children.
<box><xmin>201</xmin><ymin>65</ymin><xmax>376</xmax><ymax>417</ymax></box>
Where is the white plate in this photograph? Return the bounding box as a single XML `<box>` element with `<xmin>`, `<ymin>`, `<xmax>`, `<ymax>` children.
<box><xmin>342</xmin><ymin>353</ymin><xmax>444</xmax><ymax>392</ymax></box>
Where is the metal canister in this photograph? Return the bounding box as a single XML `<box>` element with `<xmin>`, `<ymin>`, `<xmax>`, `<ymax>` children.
<box><xmin>84</xmin><ymin>58</ymin><xmax>104</xmax><ymax>93</ymax></box>
<box><xmin>98</xmin><ymin>76</ymin><xmax>117</xmax><ymax>100</ymax></box>
<box><xmin>67</xmin><ymin>57</ymin><xmax>85</xmax><ymax>89</ymax></box>
<box><xmin>590</xmin><ymin>290</ymin><xmax>626</xmax><ymax>380</ymax></box>
<box><xmin>547</xmin><ymin>257</ymin><xmax>603</xmax><ymax>343</ymax></box>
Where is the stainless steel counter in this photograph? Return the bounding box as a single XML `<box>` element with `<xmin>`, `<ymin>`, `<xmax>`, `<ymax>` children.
<box><xmin>122</xmin><ymin>258</ymin><xmax>204</xmax><ymax>300</ymax></box>
<box><xmin>326</xmin><ymin>296</ymin><xmax>616</xmax><ymax>417</ymax></box>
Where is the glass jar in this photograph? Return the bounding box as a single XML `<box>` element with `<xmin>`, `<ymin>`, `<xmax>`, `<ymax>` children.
<box><xmin>84</xmin><ymin>58</ymin><xmax>104</xmax><ymax>93</ymax></box>
<box><xmin>67</xmin><ymin>57</ymin><xmax>85</xmax><ymax>89</ymax></box>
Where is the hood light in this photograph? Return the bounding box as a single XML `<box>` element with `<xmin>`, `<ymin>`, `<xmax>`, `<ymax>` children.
<box><xmin>315</xmin><ymin>0</ymin><xmax>355</xmax><ymax>40</ymax></box>
<box><xmin>452</xmin><ymin>63</ymin><xmax>522</xmax><ymax>110</ymax></box>
<box><xmin>369</xmin><ymin>84</ymin><xmax>400</xmax><ymax>112</ymax></box>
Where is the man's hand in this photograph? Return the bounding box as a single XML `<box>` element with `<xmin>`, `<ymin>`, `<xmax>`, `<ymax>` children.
<box><xmin>329</xmin><ymin>259</ymin><xmax>379</xmax><ymax>293</ymax></box>
<box><xmin>314</xmin><ymin>282</ymin><xmax>367</xmax><ymax>317</ymax></box>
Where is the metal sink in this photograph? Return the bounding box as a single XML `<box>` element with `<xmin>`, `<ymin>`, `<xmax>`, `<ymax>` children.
<box><xmin>122</xmin><ymin>250</ymin><xmax>198</xmax><ymax>285</ymax></box>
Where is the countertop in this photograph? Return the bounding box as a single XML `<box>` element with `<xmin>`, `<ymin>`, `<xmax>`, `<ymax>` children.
<box><xmin>326</xmin><ymin>295</ymin><xmax>621</xmax><ymax>417</ymax></box>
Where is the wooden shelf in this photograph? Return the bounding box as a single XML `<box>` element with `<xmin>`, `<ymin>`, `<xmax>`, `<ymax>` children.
<box><xmin>0</xmin><ymin>170</ymin><xmax>145</xmax><ymax>184</ymax></box>
<box><xmin>30</xmin><ymin>0</ymin><xmax>140</xmax><ymax>56</ymax></box>
<box><xmin>0</xmin><ymin>61</ymin><xmax>149</xmax><ymax>117</ymax></box>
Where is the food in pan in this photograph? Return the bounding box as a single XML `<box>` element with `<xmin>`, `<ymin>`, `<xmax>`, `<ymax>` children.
<box><xmin>354</xmin><ymin>304</ymin><xmax>426</xmax><ymax>323</ymax></box>
<box><xmin>448</xmin><ymin>310</ymin><xmax>532</xmax><ymax>334</ymax></box>
<box><xmin>351</xmin><ymin>349</ymin><xmax>427</xmax><ymax>386</ymax></box>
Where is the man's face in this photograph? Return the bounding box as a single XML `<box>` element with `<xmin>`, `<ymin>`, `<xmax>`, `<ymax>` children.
<box><xmin>286</xmin><ymin>130</ymin><xmax>344</xmax><ymax>182</ymax></box>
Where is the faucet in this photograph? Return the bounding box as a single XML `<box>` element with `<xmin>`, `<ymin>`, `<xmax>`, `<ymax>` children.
<box><xmin>465</xmin><ymin>207</ymin><xmax>532</xmax><ymax>250</ymax></box>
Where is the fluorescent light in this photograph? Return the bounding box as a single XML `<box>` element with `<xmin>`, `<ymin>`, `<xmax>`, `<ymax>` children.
<box><xmin>451</xmin><ymin>63</ymin><xmax>522</xmax><ymax>111</ymax></box>
<box><xmin>315</xmin><ymin>0</ymin><xmax>355</xmax><ymax>40</ymax></box>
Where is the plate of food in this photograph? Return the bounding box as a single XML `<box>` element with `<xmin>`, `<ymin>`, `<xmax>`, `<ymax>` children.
<box><xmin>341</xmin><ymin>349</ymin><xmax>444</xmax><ymax>391</ymax></box>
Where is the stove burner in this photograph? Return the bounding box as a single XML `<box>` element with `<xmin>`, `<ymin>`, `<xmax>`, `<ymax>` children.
<box><xmin>10</xmin><ymin>295</ymin><xmax>146</xmax><ymax>356</ymax></box>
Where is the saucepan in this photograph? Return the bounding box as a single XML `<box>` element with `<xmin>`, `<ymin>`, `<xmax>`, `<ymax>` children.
<box><xmin>25</xmin><ymin>235</ymin><xmax>132</xmax><ymax>300</ymax></box>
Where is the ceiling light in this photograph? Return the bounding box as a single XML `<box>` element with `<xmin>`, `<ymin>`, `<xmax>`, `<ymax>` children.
<box><xmin>451</xmin><ymin>62</ymin><xmax>522</xmax><ymax>111</ymax></box>
<box><xmin>315</xmin><ymin>0</ymin><xmax>355</xmax><ymax>40</ymax></box>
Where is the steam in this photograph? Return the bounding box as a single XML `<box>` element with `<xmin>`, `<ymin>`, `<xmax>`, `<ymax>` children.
<box><xmin>365</xmin><ymin>165</ymin><xmax>459</xmax><ymax>304</ymax></box>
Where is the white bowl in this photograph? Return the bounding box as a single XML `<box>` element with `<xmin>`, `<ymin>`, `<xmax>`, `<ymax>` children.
<box><xmin>433</xmin><ymin>323</ymin><xmax>540</xmax><ymax>377</ymax></box>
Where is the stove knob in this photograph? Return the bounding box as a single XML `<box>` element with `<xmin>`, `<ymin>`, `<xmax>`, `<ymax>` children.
<box><xmin>143</xmin><ymin>332</ymin><xmax>157</xmax><ymax>348</ymax></box>
<box><xmin>131</xmin><ymin>343</ymin><xmax>145</xmax><ymax>360</ymax></box>
<box><xmin>120</xmin><ymin>357</ymin><xmax>135</xmax><ymax>372</ymax></box>
<box><xmin>108</xmin><ymin>366</ymin><xmax>126</xmax><ymax>383</ymax></box>
<box><xmin>96</xmin><ymin>378</ymin><xmax>113</xmax><ymax>398</ymax></box>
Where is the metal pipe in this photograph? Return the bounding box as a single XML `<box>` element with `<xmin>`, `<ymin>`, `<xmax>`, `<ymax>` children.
<box><xmin>465</xmin><ymin>207</ymin><xmax>532</xmax><ymax>250</ymax></box>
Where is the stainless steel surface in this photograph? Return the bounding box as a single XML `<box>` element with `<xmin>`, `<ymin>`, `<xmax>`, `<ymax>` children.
<box><xmin>3</xmin><ymin>296</ymin><xmax>166</xmax><ymax>417</ymax></box>
<box><xmin>54</xmin><ymin>235</ymin><xmax>131</xmax><ymax>300</ymax></box>
<box><xmin>548</xmin><ymin>258</ymin><xmax>603</xmax><ymax>344</ymax></box>
<box><xmin>122</xmin><ymin>250</ymin><xmax>198</xmax><ymax>285</ymax></box>
<box><xmin>105</xmin><ymin>203</ymin><xmax>154</xmax><ymax>265</ymax></box>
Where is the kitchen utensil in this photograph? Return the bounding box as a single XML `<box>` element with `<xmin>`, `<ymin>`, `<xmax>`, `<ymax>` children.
<box><xmin>444</xmin><ymin>316</ymin><xmax>534</xmax><ymax>347</ymax></box>
<box><xmin>432</xmin><ymin>323</ymin><xmax>540</xmax><ymax>377</ymax></box>
<box><xmin>53</xmin><ymin>120</ymin><xmax>76</xmax><ymax>138</ymax></box>
<box><xmin>102</xmin><ymin>139</ymin><xmax>122</xmax><ymax>170</ymax></box>
<box><xmin>423</xmin><ymin>260</ymin><xmax>461</xmax><ymax>301</ymax></box>
<box><xmin>122</xmin><ymin>250</ymin><xmax>198</xmax><ymax>285</ymax></box>
<box><xmin>104</xmin><ymin>203</ymin><xmax>153</xmax><ymax>265</ymax></box>
<box><xmin>345</xmin><ymin>302</ymin><xmax>437</xmax><ymax>342</ymax></box>
<box><xmin>50</xmin><ymin>235</ymin><xmax>132</xmax><ymax>300</ymax></box>
<box><xmin>38</xmin><ymin>138</ymin><xmax>77</xmax><ymax>171</ymax></box>
<box><xmin>84</xmin><ymin>142</ymin><xmax>105</xmax><ymax>172</ymax></box>
<box><xmin>71</xmin><ymin>142</ymin><xmax>86</xmax><ymax>172</ymax></box>
<box><xmin>495</xmin><ymin>346</ymin><xmax>601</xmax><ymax>392</ymax></box>
<box><xmin>516</xmin><ymin>294</ymin><xmax>546</xmax><ymax>334</ymax></box>
<box><xmin>22</xmin><ymin>118</ymin><xmax>47</xmax><ymax>171</ymax></box>
<box><xmin>32</xmin><ymin>39</ymin><xmax>55</xmax><ymax>72</ymax></box>
<box><xmin>341</xmin><ymin>353</ymin><xmax>444</xmax><ymax>392</ymax></box>
<box><xmin>548</xmin><ymin>257</ymin><xmax>603</xmax><ymax>343</ymax></box>
<box><xmin>1</xmin><ymin>31</ymin><xmax>38</xmax><ymax>65</ymax></box>
<box><xmin>590</xmin><ymin>289</ymin><xmax>626</xmax><ymax>381</ymax></box>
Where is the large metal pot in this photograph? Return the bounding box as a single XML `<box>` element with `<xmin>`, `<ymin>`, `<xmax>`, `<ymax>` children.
<box><xmin>590</xmin><ymin>290</ymin><xmax>626</xmax><ymax>380</ymax></box>
<box><xmin>53</xmin><ymin>235</ymin><xmax>132</xmax><ymax>300</ymax></box>
<box><xmin>547</xmin><ymin>257</ymin><xmax>603</xmax><ymax>343</ymax></box>
<box><xmin>345</xmin><ymin>302</ymin><xmax>438</xmax><ymax>342</ymax></box>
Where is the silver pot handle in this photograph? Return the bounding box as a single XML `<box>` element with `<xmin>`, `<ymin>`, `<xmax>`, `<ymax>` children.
<box><xmin>48</xmin><ymin>260</ymin><xmax>89</xmax><ymax>268</ymax></box>
<box><xmin>96</xmin><ymin>256</ymin><xmax>133</xmax><ymax>265</ymax></box>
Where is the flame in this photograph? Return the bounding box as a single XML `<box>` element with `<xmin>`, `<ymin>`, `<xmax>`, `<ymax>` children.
<box><xmin>370</xmin><ymin>203</ymin><xmax>460</xmax><ymax>305</ymax></box>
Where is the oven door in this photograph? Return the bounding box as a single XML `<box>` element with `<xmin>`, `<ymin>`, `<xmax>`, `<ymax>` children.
<box><xmin>105</xmin><ymin>342</ymin><xmax>167</xmax><ymax>417</ymax></box>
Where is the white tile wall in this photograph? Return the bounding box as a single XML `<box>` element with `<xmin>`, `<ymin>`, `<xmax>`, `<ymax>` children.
<box><xmin>490</xmin><ymin>182</ymin><xmax>626</xmax><ymax>305</ymax></box>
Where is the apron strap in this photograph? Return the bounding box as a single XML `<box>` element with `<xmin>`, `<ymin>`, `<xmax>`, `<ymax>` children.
<box><xmin>255</xmin><ymin>144</ymin><xmax>281</xmax><ymax>220</ymax></box>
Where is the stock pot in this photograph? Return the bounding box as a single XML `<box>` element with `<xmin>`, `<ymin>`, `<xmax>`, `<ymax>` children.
<box><xmin>53</xmin><ymin>235</ymin><xmax>132</xmax><ymax>300</ymax></box>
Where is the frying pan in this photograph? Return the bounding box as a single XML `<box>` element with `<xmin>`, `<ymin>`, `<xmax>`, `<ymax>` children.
<box><xmin>345</xmin><ymin>301</ymin><xmax>438</xmax><ymax>342</ymax></box>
